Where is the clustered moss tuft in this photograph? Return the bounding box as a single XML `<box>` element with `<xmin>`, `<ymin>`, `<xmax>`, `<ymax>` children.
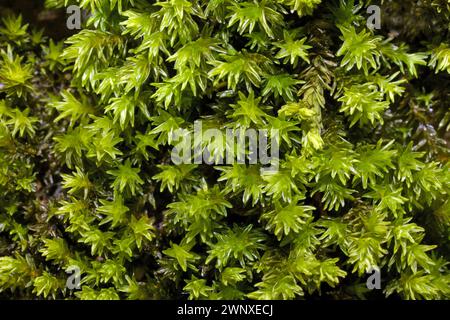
<box><xmin>0</xmin><ymin>0</ymin><xmax>449</xmax><ymax>300</ymax></box>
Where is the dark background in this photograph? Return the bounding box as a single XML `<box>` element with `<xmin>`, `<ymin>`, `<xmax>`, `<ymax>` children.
<box><xmin>0</xmin><ymin>0</ymin><xmax>74</xmax><ymax>39</ymax></box>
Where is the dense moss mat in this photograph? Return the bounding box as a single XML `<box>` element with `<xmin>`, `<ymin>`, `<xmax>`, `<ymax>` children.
<box><xmin>0</xmin><ymin>0</ymin><xmax>449</xmax><ymax>300</ymax></box>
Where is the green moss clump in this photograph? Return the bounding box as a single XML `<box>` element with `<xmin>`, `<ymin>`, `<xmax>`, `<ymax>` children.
<box><xmin>0</xmin><ymin>0</ymin><xmax>449</xmax><ymax>300</ymax></box>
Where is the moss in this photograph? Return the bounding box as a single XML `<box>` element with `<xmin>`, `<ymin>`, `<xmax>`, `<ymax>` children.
<box><xmin>0</xmin><ymin>0</ymin><xmax>449</xmax><ymax>300</ymax></box>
